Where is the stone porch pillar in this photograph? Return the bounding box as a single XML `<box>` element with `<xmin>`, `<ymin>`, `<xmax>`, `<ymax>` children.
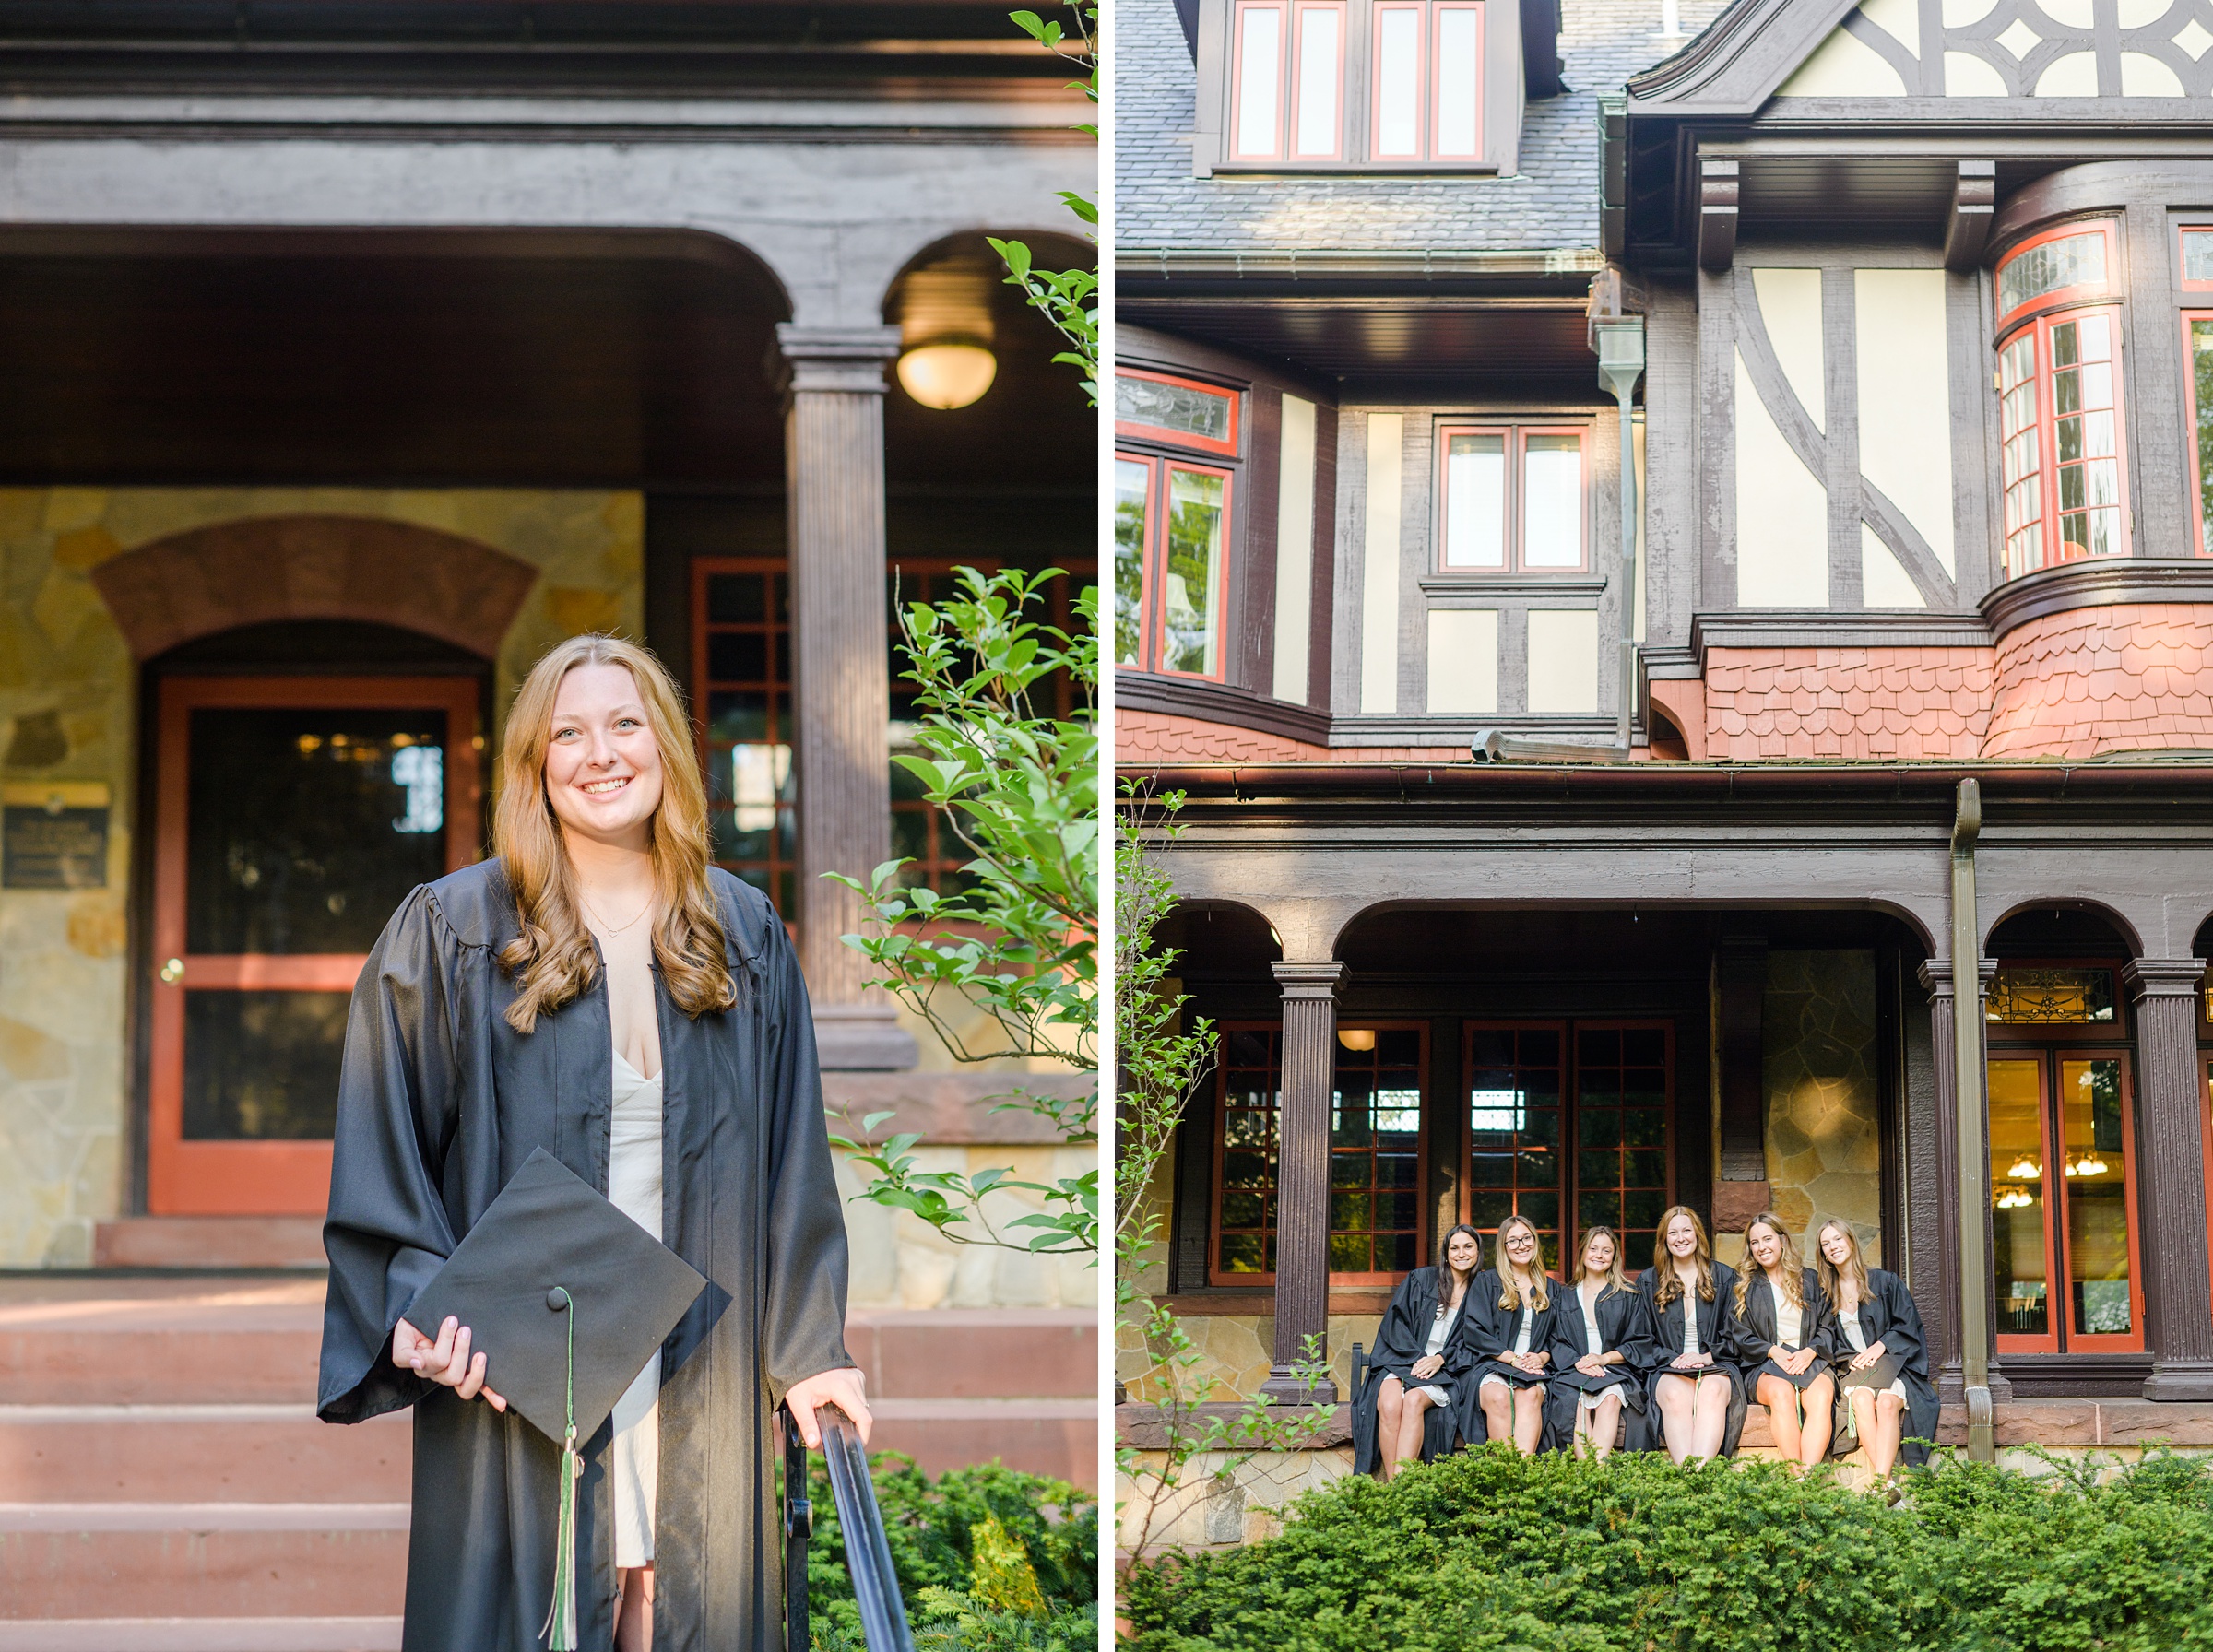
<box><xmin>1923</xmin><ymin>957</ymin><xmax>2010</xmax><ymax>1404</ymax></box>
<box><xmin>776</xmin><ymin>323</ymin><xmax>917</xmax><ymax>1070</ymax></box>
<box><xmin>2124</xmin><ymin>958</ymin><xmax>2213</xmax><ymax>1401</ymax></box>
<box><xmin>1264</xmin><ymin>960</ymin><xmax>1342</xmax><ymax>1404</ymax></box>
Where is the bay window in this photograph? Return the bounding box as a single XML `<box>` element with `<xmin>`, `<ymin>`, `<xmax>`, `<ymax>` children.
<box><xmin>1117</xmin><ymin>368</ymin><xmax>1241</xmax><ymax>678</ymax></box>
<box><xmin>1437</xmin><ymin>423</ymin><xmax>1587</xmax><ymax>573</ymax></box>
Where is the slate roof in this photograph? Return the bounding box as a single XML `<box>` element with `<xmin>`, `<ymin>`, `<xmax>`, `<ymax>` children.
<box><xmin>1117</xmin><ymin>0</ymin><xmax>1729</xmax><ymax>253</ymax></box>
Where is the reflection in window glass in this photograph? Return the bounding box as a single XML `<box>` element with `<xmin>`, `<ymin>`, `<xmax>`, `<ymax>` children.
<box><xmin>1998</xmin><ymin>230</ymin><xmax>2106</xmax><ymax>317</ymax></box>
<box><xmin>1443</xmin><ymin>432</ymin><xmax>1506</xmax><ymax>568</ymax></box>
<box><xmin>1467</xmin><ymin>1026</ymin><xmax>1563</xmax><ymax>1272</ymax></box>
<box><xmin>1294</xmin><ymin>5</ymin><xmax>1341</xmax><ymax>157</ymax></box>
<box><xmin>2000</xmin><ymin>332</ymin><xmax>2043</xmax><ymax>577</ymax></box>
<box><xmin>1989</xmin><ymin>1059</ymin><xmax>2051</xmax><ymax>1338</ymax></box>
<box><xmin>2186</xmin><ymin>228</ymin><xmax>2213</xmax><ymax>284</ymax></box>
<box><xmin>1216</xmin><ymin>1028</ymin><xmax>1282</xmax><ymax>1278</ymax></box>
<box><xmin>1986</xmin><ymin>966</ymin><xmax>2115</xmax><ymax>1024</ymax></box>
<box><xmin>1331</xmin><ymin>1029</ymin><xmax>1425</xmax><ymax>1275</ymax></box>
<box><xmin>1522</xmin><ymin>435</ymin><xmax>1584</xmax><ymax>568</ymax></box>
<box><xmin>1236</xmin><ymin>4</ymin><xmax>1284</xmax><ymax>157</ymax></box>
<box><xmin>1116</xmin><ymin>373</ymin><xmax>1234</xmax><ymax>445</ymax></box>
<box><xmin>1376</xmin><ymin>6</ymin><xmax>1420</xmax><ymax>157</ymax></box>
<box><xmin>1114</xmin><ymin>457</ymin><xmax>1151</xmax><ymax>667</ymax></box>
<box><xmin>2051</xmin><ymin>314</ymin><xmax>2121</xmax><ymax>561</ymax></box>
<box><xmin>2192</xmin><ymin>319</ymin><xmax>2213</xmax><ymax>555</ymax></box>
<box><xmin>183</xmin><ymin>989</ymin><xmax>350</xmax><ymax>1140</ymax></box>
<box><xmin>1162</xmin><ymin>467</ymin><xmax>1226</xmax><ymax>675</ymax></box>
<box><xmin>1433</xmin><ymin>6</ymin><xmax>1480</xmax><ymax>157</ymax></box>
<box><xmin>2063</xmin><ymin>1058</ymin><xmax>2132</xmax><ymax>1338</ymax></box>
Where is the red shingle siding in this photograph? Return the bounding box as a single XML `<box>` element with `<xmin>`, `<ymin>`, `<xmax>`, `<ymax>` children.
<box><xmin>1703</xmin><ymin>646</ymin><xmax>1996</xmax><ymax>761</ymax></box>
<box><xmin>1114</xmin><ymin>711</ymin><xmax>1462</xmax><ymax>766</ymax></box>
<box><xmin>1982</xmin><ymin>602</ymin><xmax>2213</xmax><ymax>759</ymax></box>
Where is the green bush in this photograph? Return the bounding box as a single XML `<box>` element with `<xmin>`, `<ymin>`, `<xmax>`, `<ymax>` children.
<box><xmin>1119</xmin><ymin>1445</ymin><xmax>2213</xmax><ymax>1651</ymax></box>
<box><xmin>803</xmin><ymin>1452</ymin><xmax>1097</xmax><ymax>1650</ymax></box>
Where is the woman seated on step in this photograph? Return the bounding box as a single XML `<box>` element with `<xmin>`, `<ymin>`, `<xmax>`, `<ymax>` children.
<box><xmin>1733</xmin><ymin>1211</ymin><xmax>1837</xmax><ymax>1471</ymax></box>
<box><xmin>1816</xmin><ymin>1219</ymin><xmax>1939</xmax><ymax>1483</ymax></box>
<box><xmin>1638</xmin><ymin>1205</ymin><xmax>1748</xmax><ymax>1464</ymax></box>
<box><xmin>1545</xmin><ymin>1223</ymin><xmax>1653</xmax><ymax>1460</ymax></box>
<box><xmin>1351</xmin><ymin>1223</ymin><xmax>1484</xmax><ymax>1481</ymax></box>
<box><xmin>1462</xmin><ymin>1214</ymin><xmax>1556</xmax><ymax>1456</ymax></box>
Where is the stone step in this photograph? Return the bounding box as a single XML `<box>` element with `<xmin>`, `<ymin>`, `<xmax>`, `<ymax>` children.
<box><xmin>847</xmin><ymin>1308</ymin><xmax>1096</xmax><ymax>1400</ymax></box>
<box><xmin>0</xmin><ymin>1621</ymin><xmax>399</xmax><ymax>1651</ymax></box>
<box><xmin>0</xmin><ymin>1407</ymin><xmax>411</xmax><ymax>1503</ymax></box>
<box><xmin>0</xmin><ymin>1504</ymin><xmax>408</xmax><ymax>1619</ymax></box>
<box><xmin>870</xmin><ymin>1398</ymin><xmax>1097</xmax><ymax>1487</ymax></box>
<box><xmin>93</xmin><ymin>1220</ymin><xmax>328</xmax><ymax>1271</ymax></box>
<box><xmin>0</xmin><ymin>1279</ymin><xmax>325</xmax><ymax>1406</ymax></box>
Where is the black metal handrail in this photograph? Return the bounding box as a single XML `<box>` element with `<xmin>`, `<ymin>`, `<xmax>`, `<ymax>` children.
<box><xmin>783</xmin><ymin>1401</ymin><xmax>916</xmax><ymax>1652</ymax></box>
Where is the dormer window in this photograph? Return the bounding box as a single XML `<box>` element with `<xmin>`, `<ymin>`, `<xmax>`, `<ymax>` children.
<box><xmin>1203</xmin><ymin>0</ymin><xmax>1525</xmax><ymax>174</ymax></box>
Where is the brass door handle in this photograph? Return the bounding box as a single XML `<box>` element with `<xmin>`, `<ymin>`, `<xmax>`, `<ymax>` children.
<box><xmin>160</xmin><ymin>958</ymin><xmax>183</xmax><ymax>984</ymax></box>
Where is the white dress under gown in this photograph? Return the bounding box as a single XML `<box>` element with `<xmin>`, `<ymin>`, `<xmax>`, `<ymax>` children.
<box><xmin>1413</xmin><ymin>1300</ymin><xmax>1462</xmax><ymax>1406</ymax></box>
<box><xmin>1576</xmin><ymin>1282</ymin><xmax>1627</xmax><ymax>1412</ymax></box>
<box><xmin>609</xmin><ymin>1048</ymin><xmax>665</xmax><ymax>1568</ymax></box>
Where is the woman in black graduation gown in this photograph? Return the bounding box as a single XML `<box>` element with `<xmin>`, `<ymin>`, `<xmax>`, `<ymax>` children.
<box><xmin>1546</xmin><ymin>1224</ymin><xmax>1652</xmax><ymax>1460</ymax></box>
<box><xmin>1352</xmin><ymin>1223</ymin><xmax>1482</xmax><ymax>1480</ymax></box>
<box><xmin>1461</xmin><ymin>1214</ymin><xmax>1557</xmax><ymax>1455</ymax></box>
<box><xmin>1816</xmin><ymin>1220</ymin><xmax>1940</xmax><ymax>1479</ymax></box>
<box><xmin>1638</xmin><ymin>1205</ymin><xmax>1747</xmax><ymax>1463</ymax></box>
<box><xmin>1732</xmin><ymin>1212</ymin><xmax>1836</xmax><ymax>1469</ymax></box>
<box><xmin>317</xmin><ymin>634</ymin><xmax>868</xmax><ymax>1652</ymax></box>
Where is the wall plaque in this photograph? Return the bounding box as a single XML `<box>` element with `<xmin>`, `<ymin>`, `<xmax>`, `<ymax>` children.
<box><xmin>2</xmin><ymin>782</ymin><xmax>112</xmax><ymax>890</ymax></box>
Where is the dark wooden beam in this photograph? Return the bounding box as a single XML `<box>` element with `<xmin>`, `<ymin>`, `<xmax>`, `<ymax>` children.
<box><xmin>1698</xmin><ymin>159</ymin><xmax>1739</xmax><ymax>274</ymax></box>
<box><xmin>1715</xmin><ymin>931</ymin><xmax>1768</xmax><ymax>1200</ymax></box>
<box><xmin>1945</xmin><ymin>160</ymin><xmax>1996</xmax><ymax>273</ymax></box>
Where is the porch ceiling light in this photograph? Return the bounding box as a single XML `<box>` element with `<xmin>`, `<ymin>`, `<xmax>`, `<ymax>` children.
<box><xmin>895</xmin><ymin>258</ymin><xmax>1000</xmax><ymax>410</ymax></box>
<box><xmin>2007</xmin><ymin>1155</ymin><xmax>2041</xmax><ymax>1180</ymax></box>
<box><xmin>1337</xmin><ymin>1028</ymin><xmax>1377</xmax><ymax>1052</ymax></box>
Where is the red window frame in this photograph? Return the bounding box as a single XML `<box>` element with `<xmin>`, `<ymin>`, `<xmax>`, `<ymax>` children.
<box><xmin>1462</xmin><ymin>1020</ymin><xmax>1675</xmax><ymax>1279</ymax></box>
<box><xmin>1289</xmin><ymin>0</ymin><xmax>1348</xmax><ymax>162</ymax></box>
<box><xmin>1209</xmin><ymin>1021</ymin><xmax>1431</xmax><ymax>1288</ymax></box>
<box><xmin>2182</xmin><ymin>312</ymin><xmax>2213</xmax><ymax>559</ymax></box>
<box><xmin>2179</xmin><ymin>224</ymin><xmax>2213</xmax><ymax>294</ymax></box>
<box><xmin>2200</xmin><ymin>1049</ymin><xmax>2213</xmax><ymax>1305</ymax></box>
<box><xmin>1115</xmin><ymin>450</ymin><xmax>1236</xmax><ymax>681</ymax></box>
<box><xmin>1427</xmin><ymin>1</ymin><xmax>1485</xmax><ymax>161</ymax></box>
<box><xmin>1996</xmin><ymin>304</ymin><xmax>2128</xmax><ymax>582</ymax></box>
<box><xmin>692</xmin><ymin>556</ymin><xmax>799</xmax><ymax>921</ymax></box>
<box><xmin>1115</xmin><ymin>367</ymin><xmax>1240</xmax><ymax>457</ymax></box>
<box><xmin>1227</xmin><ymin>0</ymin><xmax>1289</xmax><ymax>162</ymax></box>
<box><xmin>1435</xmin><ymin>422</ymin><xmax>1590</xmax><ymax>575</ymax></box>
<box><xmin>1995</xmin><ymin>218</ymin><xmax>2119</xmax><ymax>335</ymax></box>
<box><xmin>1986</xmin><ymin>1032</ymin><xmax>2146</xmax><ymax>1357</ymax></box>
<box><xmin>1370</xmin><ymin>2</ymin><xmax>1426</xmax><ymax>161</ymax></box>
<box><xmin>1228</xmin><ymin>1</ymin><xmax>1348</xmax><ymax>163</ymax></box>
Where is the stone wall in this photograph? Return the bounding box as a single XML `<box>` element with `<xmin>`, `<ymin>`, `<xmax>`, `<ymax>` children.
<box><xmin>1762</xmin><ymin>949</ymin><xmax>1885</xmax><ymax>1267</ymax></box>
<box><xmin>0</xmin><ymin>489</ymin><xmax>642</xmax><ymax>1267</ymax></box>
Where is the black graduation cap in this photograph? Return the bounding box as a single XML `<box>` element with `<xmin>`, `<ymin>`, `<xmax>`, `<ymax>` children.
<box><xmin>406</xmin><ymin>1147</ymin><xmax>709</xmax><ymax>1446</ymax></box>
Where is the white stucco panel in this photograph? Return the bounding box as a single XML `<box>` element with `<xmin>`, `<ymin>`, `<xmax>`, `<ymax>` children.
<box><xmin>1854</xmin><ymin>268</ymin><xmax>1955</xmax><ymax>578</ymax></box>
<box><xmin>1734</xmin><ymin>350</ymin><xmax>1829</xmax><ymax>606</ymax></box>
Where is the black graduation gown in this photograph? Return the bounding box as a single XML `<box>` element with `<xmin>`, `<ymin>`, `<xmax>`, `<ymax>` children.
<box><xmin>1349</xmin><ymin>1267</ymin><xmax>1475</xmax><ymax>1475</ymax></box>
<box><xmin>1820</xmin><ymin>1268</ymin><xmax>1941</xmax><ymax>1467</ymax></box>
<box><xmin>1455</xmin><ymin>1269</ymin><xmax>1560</xmax><ymax>1449</ymax></box>
<box><xmin>1544</xmin><ymin>1280</ymin><xmax>1653</xmax><ymax>1446</ymax></box>
<box><xmin>1734</xmin><ymin>1267</ymin><xmax>1836</xmax><ymax>1394</ymax></box>
<box><xmin>1634</xmin><ymin>1263</ymin><xmax>1749</xmax><ymax>1457</ymax></box>
<box><xmin>316</xmin><ymin>859</ymin><xmax>853</xmax><ymax>1652</ymax></box>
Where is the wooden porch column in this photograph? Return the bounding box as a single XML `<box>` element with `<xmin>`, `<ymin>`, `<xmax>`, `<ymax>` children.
<box><xmin>1923</xmin><ymin>957</ymin><xmax>2009</xmax><ymax>1404</ymax></box>
<box><xmin>775</xmin><ymin>323</ymin><xmax>917</xmax><ymax>1070</ymax></box>
<box><xmin>1265</xmin><ymin>960</ymin><xmax>1342</xmax><ymax>1404</ymax></box>
<box><xmin>2124</xmin><ymin>958</ymin><xmax>2213</xmax><ymax>1401</ymax></box>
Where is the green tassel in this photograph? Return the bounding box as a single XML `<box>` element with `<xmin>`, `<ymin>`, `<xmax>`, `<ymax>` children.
<box><xmin>540</xmin><ymin>1286</ymin><xmax>581</xmax><ymax>1651</ymax></box>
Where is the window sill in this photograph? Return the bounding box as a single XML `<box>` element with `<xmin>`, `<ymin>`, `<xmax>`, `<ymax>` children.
<box><xmin>1979</xmin><ymin>556</ymin><xmax>2213</xmax><ymax>641</ymax></box>
<box><xmin>1419</xmin><ymin>576</ymin><xmax>1605</xmax><ymax>599</ymax></box>
<box><xmin>1204</xmin><ymin>159</ymin><xmax>1504</xmax><ymax>179</ymax></box>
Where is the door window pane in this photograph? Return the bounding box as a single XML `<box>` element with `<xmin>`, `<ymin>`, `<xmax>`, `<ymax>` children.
<box><xmin>698</xmin><ymin>564</ymin><xmax>797</xmax><ymax>912</ymax></box>
<box><xmin>1162</xmin><ymin>467</ymin><xmax>1227</xmax><ymax>676</ymax></box>
<box><xmin>2062</xmin><ymin>1058</ymin><xmax>2133</xmax><ymax>1338</ymax></box>
<box><xmin>1332</xmin><ymin>1032</ymin><xmax>1425</xmax><ymax>1276</ymax></box>
<box><xmin>1521</xmin><ymin>434</ymin><xmax>1584</xmax><ymax>568</ymax></box>
<box><xmin>1989</xmin><ymin>1059</ymin><xmax>2052</xmax><ymax>1338</ymax></box>
<box><xmin>1293</xmin><ymin>5</ymin><xmax>1342</xmax><ymax>158</ymax></box>
<box><xmin>1375</xmin><ymin>6</ymin><xmax>1421</xmax><ymax>158</ymax></box>
<box><xmin>1217</xmin><ymin>1030</ymin><xmax>1283</xmax><ymax>1277</ymax></box>
<box><xmin>183</xmin><ymin>989</ymin><xmax>349</xmax><ymax>1139</ymax></box>
<box><xmin>1468</xmin><ymin>1027</ymin><xmax>1563</xmax><ymax>1271</ymax></box>
<box><xmin>1235</xmin><ymin>4</ymin><xmax>1284</xmax><ymax>158</ymax></box>
<box><xmin>1443</xmin><ymin>432</ymin><xmax>1506</xmax><ymax>568</ymax></box>
<box><xmin>1115</xmin><ymin>457</ymin><xmax>1152</xmax><ymax>667</ymax></box>
<box><xmin>185</xmin><ymin>708</ymin><xmax>447</xmax><ymax>956</ymax></box>
<box><xmin>1433</xmin><ymin>6</ymin><xmax>1481</xmax><ymax>158</ymax></box>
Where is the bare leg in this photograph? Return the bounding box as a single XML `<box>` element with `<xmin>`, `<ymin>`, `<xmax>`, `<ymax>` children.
<box><xmin>1571</xmin><ymin>1401</ymin><xmax>1594</xmax><ymax>1458</ymax></box>
<box><xmin>1757</xmin><ymin>1374</ymin><xmax>1804</xmax><ymax>1465</ymax></box>
<box><xmin>1692</xmin><ymin>1374</ymin><xmax>1731</xmax><ymax>1461</ymax></box>
<box><xmin>1479</xmin><ymin>1379</ymin><xmax>1513</xmax><ymax>1446</ymax></box>
<box><xmin>1800</xmin><ymin>1375</ymin><xmax>1835</xmax><ymax>1465</ymax></box>
<box><xmin>1395</xmin><ymin>1387</ymin><xmax>1437</xmax><ymax>1471</ymax></box>
<box><xmin>1847</xmin><ymin>1388</ymin><xmax>1881</xmax><ymax>1470</ymax></box>
<box><xmin>1512</xmin><ymin>1386</ymin><xmax>1544</xmax><ymax>1457</ymax></box>
<box><xmin>1869</xmin><ymin>1391</ymin><xmax>1908</xmax><ymax>1479</ymax></box>
<box><xmin>615</xmin><ymin>1565</ymin><xmax>654</xmax><ymax>1652</ymax></box>
<box><xmin>1654</xmin><ymin>1374</ymin><xmax>1695</xmax><ymax>1466</ymax></box>
<box><xmin>1591</xmin><ymin>1392</ymin><xmax>1623</xmax><ymax>1462</ymax></box>
<box><xmin>1375</xmin><ymin>1376</ymin><xmax>1407</xmax><ymax>1481</ymax></box>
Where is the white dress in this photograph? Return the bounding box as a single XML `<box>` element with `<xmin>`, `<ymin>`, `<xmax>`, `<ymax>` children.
<box><xmin>609</xmin><ymin>1048</ymin><xmax>665</xmax><ymax>1568</ymax></box>
<box><xmin>1576</xmin><ymin>1283</ymin><xmax>1627</xmax><ymax>1412</ymax></box>
<box><xmin>1413</xmin><ymin>1300</ymin><xmax>1462</xmax><ymax>1406</ymax></box>
<box><xmin>1839</xmin><ymin>1305</ymin><xmax>1910</xmax><ymax>1403</ymax></box>
<box><xmin>1775</xmin><ymin>1294</ymin><xmax>1804</xmax><ymax>1350</ymax></box>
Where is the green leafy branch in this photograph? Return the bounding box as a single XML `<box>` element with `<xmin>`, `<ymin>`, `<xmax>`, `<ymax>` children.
<box><xmin>829</xmin><ymin>1104</ymin><xmax>1097</xmax><ymax>1257</ymax></box>
<box><xmin>990</xmin><ymin>4</ymin><xmax>1097</xmax><ymax>406</ymax></box>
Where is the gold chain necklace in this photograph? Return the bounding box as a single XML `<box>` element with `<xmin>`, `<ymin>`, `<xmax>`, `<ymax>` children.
<box><xmin>577</xmin><ymin>886</ymin><xmax>654</xmax><ymax>935</ymax></box>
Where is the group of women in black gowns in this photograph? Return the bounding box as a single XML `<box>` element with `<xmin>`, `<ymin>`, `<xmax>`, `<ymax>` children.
<box><xmin>1351</xmin><ymin>1206</ymin><xmax>1939</xmax><ymax>1481</ymax></box>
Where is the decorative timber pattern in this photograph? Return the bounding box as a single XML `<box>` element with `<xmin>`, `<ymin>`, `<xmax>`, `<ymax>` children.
<box><xmin>1781</xmin><ymin>0</ymin><xmax>2213</xmax><ymax>99</ymax></box>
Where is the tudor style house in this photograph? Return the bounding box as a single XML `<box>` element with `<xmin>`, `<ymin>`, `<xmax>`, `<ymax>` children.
<box><xmin>1118</xmin><ymin>0</ymin><xmax>2213</xmax><ymax>1446</ymax></box>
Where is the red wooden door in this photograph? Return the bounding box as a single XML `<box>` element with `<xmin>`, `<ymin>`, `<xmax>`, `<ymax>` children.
<box><xmin>148</xmin><ymin>676</ymin><xmax>481</xmax><ymax>1214</ymax></box>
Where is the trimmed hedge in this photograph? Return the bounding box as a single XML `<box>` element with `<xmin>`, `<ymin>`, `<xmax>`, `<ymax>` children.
<box><xmin>805</xmin><ymin>1455</ymin><xmax>1098</xmax><ymax>1650</ymax></box>
<box><xmin>1120</xmin><ymin>1446</ymin><xmax>2213</xmax><ymax>1651</ymax></box>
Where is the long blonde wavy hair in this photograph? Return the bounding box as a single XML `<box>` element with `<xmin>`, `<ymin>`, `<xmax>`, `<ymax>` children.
<box><xmin>494</xmin><ymin>634</ymin><xmax>734</xmax><ymax>1033</ymax></box>
<box><xmin>1734</xmin><ymin>1211</ymin><xmax>1807</xmax><ymax>1317</ymax></box>
<box><xmin>1494</xmin><ymin>1214</ymin><xmax>1551</xmax><ymax>1313</ymax></box>
<box><xmin>1574</xmin><ymin>1224</ymin><xmax>1631</xmax><ymax>1296</ymax></box>
<box><xmin>1815</xmin><ymin>1220</ymin><xmax>1873</xmax><ymax>1311</ymax></box>
<box><xmin>1651</xmin><ymin>1205</ymin><xmax>1717</xmax><ymax>1307</ymax></box>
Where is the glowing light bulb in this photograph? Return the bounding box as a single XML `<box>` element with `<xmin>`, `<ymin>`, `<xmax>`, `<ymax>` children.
<box><xmin>897</xmin><ymin>343</ymin><xmax>997</xmax><ymax>410</ymax></box>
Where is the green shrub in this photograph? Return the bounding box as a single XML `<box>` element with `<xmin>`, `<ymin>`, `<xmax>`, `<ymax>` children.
<box><xmin>803</xmin><ymin>1452</ymin><xmax>1097</xmax><ymax>1649</ymax></box>
<box><xmin>1119</xmin><ymin>1445</ymin><xmax>2213</xmax><ymax>1651</ymax></box>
